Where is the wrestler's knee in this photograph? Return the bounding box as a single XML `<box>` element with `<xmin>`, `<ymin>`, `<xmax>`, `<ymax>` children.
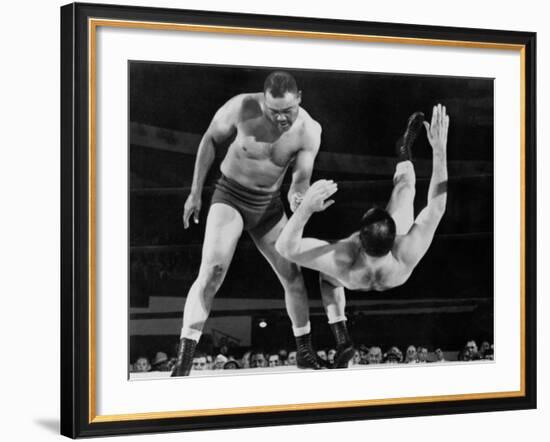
<box><xmin>279</xmin><ymin>264</ymin><xmax>305</xmax><ymax>292</ymax></box>
<box><xmin>197</xmin><ymin>263</ymin><xmax>227</xmax><ymax>294</ymax></box>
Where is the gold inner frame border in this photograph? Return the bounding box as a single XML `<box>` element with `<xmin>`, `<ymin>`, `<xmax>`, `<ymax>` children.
<box><xmin>87</xmin><ymin>17</ymin><xmax>527</xmax><ymax>424</ymax></box>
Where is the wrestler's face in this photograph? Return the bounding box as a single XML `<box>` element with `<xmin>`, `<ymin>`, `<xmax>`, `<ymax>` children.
<box><xmin>264</xmin><ymin>90</ymin><xmax>301</xmax><ymax>131</ymax></box>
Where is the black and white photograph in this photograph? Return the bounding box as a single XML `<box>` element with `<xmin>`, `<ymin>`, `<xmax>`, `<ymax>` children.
<box><xmin>128</xmin><ymin>63</ymin><xmax>494</xmax><ymax>380</ymax></box>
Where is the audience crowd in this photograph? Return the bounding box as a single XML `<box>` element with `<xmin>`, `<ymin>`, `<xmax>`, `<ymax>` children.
<box><xmin>130</xmin><ymin>339</ymin><xmax>494</xmax><ymax>373</ymax></box>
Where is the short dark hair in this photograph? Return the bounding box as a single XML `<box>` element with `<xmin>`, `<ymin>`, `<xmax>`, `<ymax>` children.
<box><xmin>263</xmin><ymin>71</ymin><xmax>298</xmax><ymax>97</ymax></box>
<box><xmin>359</xmin><ymin>208</ymin><xmax>396</xmax><ymax>257</ymax></box>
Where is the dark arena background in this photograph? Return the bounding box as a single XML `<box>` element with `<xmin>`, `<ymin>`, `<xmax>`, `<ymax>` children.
<box><xmin>129</xmin><ymin>61</ymin><xmax>494</xmax><ymax>374</ymax></box>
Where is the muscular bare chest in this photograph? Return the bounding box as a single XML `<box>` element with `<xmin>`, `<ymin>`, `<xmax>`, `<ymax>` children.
<box><xmin>232</xmin><ymin>118</ymin><xmax>301</xmax><ymax>167</ymax></box>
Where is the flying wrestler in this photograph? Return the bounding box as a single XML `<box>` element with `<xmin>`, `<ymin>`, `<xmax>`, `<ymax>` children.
<box><xmin>275</xmin><ymin>104</ymin><xmax>449</xmax><ymax>301</ymax></box>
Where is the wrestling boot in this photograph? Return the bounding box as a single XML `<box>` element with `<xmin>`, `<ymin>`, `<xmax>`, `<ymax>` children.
<box><xmin>296</xmin><ymin>333</ymin><xmax>323</xmax><ymax>370</ymax></box>
<box><xmin>395</xmin><ymin>111</ymin><xmax>425</xmax><ymax>162</ymax></box>
<box><xmin>330</xmin><ymin>320</ymin><xmax>355</xmax><ymax>369</ymax></box>
<box><xmin>170</xmin><ymin>337</ymin><xmax>197</xmax><ymax>377</ymax></box>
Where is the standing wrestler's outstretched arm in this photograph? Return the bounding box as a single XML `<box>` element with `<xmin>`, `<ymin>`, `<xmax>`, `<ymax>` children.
<box><xmin>276</xmin><ymin>180</ymin><xmax>345</xmax><ymax>279</ymax></box>
<box><xmin>182</xmin><ymin>95</ymin><xmax>242</xmax><ymax>228</ymax></box>
<box><xmin>288</xmin><ymin>121</ymin><xmax>322</xmax><ymax>212</ymax></box>
<box><xmin>396</xmin><ymin>104</ymin><xmax>449</xmax><ymax>267</ymax></box>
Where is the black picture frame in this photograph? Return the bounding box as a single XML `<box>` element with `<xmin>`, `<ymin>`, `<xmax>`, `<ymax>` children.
<box><xmin>61</xmin><ymin>2</ymin><xmax>536</xmax><ymax>438</ymax></box>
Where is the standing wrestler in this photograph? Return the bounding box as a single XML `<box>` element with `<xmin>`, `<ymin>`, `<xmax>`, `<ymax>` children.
<box><xmin>276</xmin><ymin>104</ymin><xmax>449</xmax><ymax>298</ymax></box>
<box><xmin>172</xmin><ymin>72</ymin><xmax>352</xmax><ymax>376</ymax></box>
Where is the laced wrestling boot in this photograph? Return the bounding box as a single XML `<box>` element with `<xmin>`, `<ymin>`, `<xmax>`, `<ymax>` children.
<box><xmin>170</xmin><ymin>338</ymin><xmax>197</xmax><ymax>377</ymax></box>
<box><xmin>330</xmin><ymin>320</ymin><xmax>355</xmax><ymax>369</ymax></box>
<box><xmin>395</xmin><ymin>111</ymin><xmax>425</xmax><ymax>162</ymax></box>
<box><xmin>296</xmin><ymin>333</ymin><xmax>323</xmax><ymax>370</ymax></box>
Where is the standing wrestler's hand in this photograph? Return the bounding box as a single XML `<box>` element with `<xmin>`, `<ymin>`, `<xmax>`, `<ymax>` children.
<box><xmin>300</xmin><ymin>180</ymin><xmax>338</xmax><ymax>215</ymax></box>
<box><xmin>183</xmin><ymin>193</ymin><xmax>202</xmax><ymax>229</ymax></box>
<box><xmin>423</xmin><ymin>103</ymin><xmax>450</xmax><ymax>153</ymax></box>
<box><xmin>289</xmin><ymin>192</ymin><xmax>304</xmax><ymax>212</ymax></box>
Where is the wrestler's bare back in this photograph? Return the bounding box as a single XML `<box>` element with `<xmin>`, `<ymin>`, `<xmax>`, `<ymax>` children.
<box><xmin>320</xmin><ymin>233</ymin><xmax>412</xmax><ymax>291</ymax></box>
<box><xmin>220</xmin><ymin>93</ymin><xmax>319</xmax><ymax>191</ymax></box>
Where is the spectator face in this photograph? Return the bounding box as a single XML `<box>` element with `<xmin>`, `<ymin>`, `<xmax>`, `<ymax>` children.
<box><xmin>385</xmin><ymin>347</ymin><xmax>402</xmax><ymax>364</ymax></box>
<box><xmin>417</xmin><ymin>347</ymin><xmax>428</xmax><ymax>362</ymax></box>
<box><xmin>405</xmin><ymin>345</ymin><xmax>417</xmax><ymax>362</ymax></box>
<box><xmin>480</xmin><ymin>341</ymin><xmax>490</xmax><ymax>355</ymax></box>
<box><xmin>268</xmin><ymin>355</ymin><xmax>281</xmax><ymax>367</ymax></box>
<box><xmin>241</xmin><ymin>351</ymin><xmax>251</xmax><ymax>368</ymax></box>
<box><xmin>434</xmin><ymin>348</ymin><xmax>445</xmax><ymax>361</ymax></box>
<box><xmin>206</xmin><ymin>355</ymin><xmax>213</xmax><ymax>369</ymax></box>
<box><xmin>134</xmin><ymin>357</ymin><xmax>151</xmax><ymax>372</ymax></box>
<box><xmin>317</xmin><ymin>350</ymin><xmax>327</xmax><ymax>361</ymax></box>
<box><xmin>465</xmin><ymin>340</ymin><xmax>478</xmax><ymax>355</ymax></box>
<box><xmin>287</xmin><ymin>351</ymin><xmax>297</xmax><ymax>366</ymax></box>
<box><xmin>327</xmin><ymin>349</ymin><xmax>336</xmax><ymax>364</ymax></box>
<box><xmin>214</xmin><ymin>354</ymin><xmax>228</xmax><ymax>369</ymax></box>
<box><xmin>152</xmin><ymin>361</ymin><xmax>172</xmax><ymax>372</ymax></box>
<box><xmin>352</xmin><ymin>350</ymin><xmax>361</xmax><ymax>365</ymax></box>
<box><xmin>151</xmin><ymin>352</ymin><xmax>170</xmax><ymax>371</ymax></box>
<box><xmin>250</xmin><ymin>353</ymin><xmax>267</xmax><ymax>368</ymax></box>
<box><xmin>359</xmin><ymin>348</ymin><xmax>369</xmax><ymax>364</ymax></box>
<box><xmin>367</xmin><ymin>347</ymin><xmax>383</xmax><ymax>364</ymax></box>
<box><xmin>192</xmin><ymin>356</ymin><xmax>207</xmax><ymax>371</ymax></box>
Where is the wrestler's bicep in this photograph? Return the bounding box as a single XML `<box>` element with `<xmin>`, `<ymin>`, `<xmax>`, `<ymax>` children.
<box><xmin>291</xmin><ymin>130</ymin><xmax>321</xmax><ymax>183</ymax></box>
<box><xmin>292</xmin><ymin>149</ymin><xmax>316</xmax><ymax>177</ymax></box>
<box><xmin>207</xmin><ymin>96</ymin><xmax>241</xmax><ymax>143</ymax></box>
<box><xmin>207</xmin><ymin>118</ymin><xmax>233</xmax><ymax>143</ymax></box>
